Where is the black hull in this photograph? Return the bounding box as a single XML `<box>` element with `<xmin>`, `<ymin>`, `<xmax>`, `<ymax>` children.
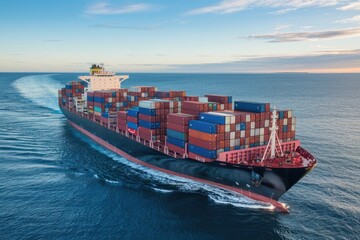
<box><xmin>61</xmin><ymin>108</ymin><xmax>312</xmax><ymax>204</ymax></box>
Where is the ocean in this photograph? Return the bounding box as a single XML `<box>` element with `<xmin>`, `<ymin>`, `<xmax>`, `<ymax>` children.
<box><xmin>0</xmin><ymin>72</ymin><xmax>359</xmax><ymax>240</ymax></box>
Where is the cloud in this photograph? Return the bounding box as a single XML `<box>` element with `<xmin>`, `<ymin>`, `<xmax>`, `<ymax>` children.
<box><xmin>338</xmin><ymin>1</ymin><xmax>360</xmax><ymax>10</ymax></box>
<box><xmin>336</xmin><ymin>15</ymin><xmax>360</xmax><ymax>23</ymax></box>
<box><xmin>85</xmin><ymin>2</ymin><xmax>157</xmax><ymax>15</ymax></box>
<box><xmin>274</xmin><ymin>24</ymin><xmax>291</xmax><ymax>31</ymax></box>
<box><xmin>246</xmin><ymin>28</ymin><xmax>360</xmax><ymax>42</ymax></box>
<box><xmin>269</xmin><ymin>8</ymin><xmax>297</xmax><ymax>15</ymax></box>
<box><xmin>186</xmin><ymin>0</ymin><xmax>340</xmax><ymax>15</ymax></box>
<box><xmin>166</xmin><ymin>49</ymin><xmax>360</xmax><ymax>73</ymax></box>
<box><xmin>90</xmin><ymin>23</ymin><xmax>161</xmax><ymax>30</ymax></box>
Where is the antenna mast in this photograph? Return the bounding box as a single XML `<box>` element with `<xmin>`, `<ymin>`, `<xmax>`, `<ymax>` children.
<box><xmin>261</xmin><ymin>108</ymin><xmax>284</xmax><ymax>162</ymax></box>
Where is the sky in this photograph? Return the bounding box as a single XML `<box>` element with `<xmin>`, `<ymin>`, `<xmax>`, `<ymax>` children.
<box><xmin>1</xmin><ymin>0</ymin><xmax>360</xmax><ymax>73</ymax></box>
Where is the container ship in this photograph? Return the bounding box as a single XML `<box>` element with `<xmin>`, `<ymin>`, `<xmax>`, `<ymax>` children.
<box><xmin>58</xmin><ymin>64</ymin><xmax>317</xmax><ymax>213</ymax></box>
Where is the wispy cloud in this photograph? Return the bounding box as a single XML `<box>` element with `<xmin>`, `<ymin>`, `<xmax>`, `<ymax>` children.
<box><xmin>186</xmin><ymin>0</ymin><xmax>341</xmax><ymax>15</ymax></box>
<box><xmin>166</xmin><ymin>49</ymin><xmax>360</xmax><ymax>73</ymax></box>
<box><xmin>90</xmin><ymin>23</ymin><xmax>161</xmax><ymax>30</ymax></box>
<box><xmin>269</xmin><ymin>8</ymin><xmax>297</xmax><ymax>15</ymax></box>
<box><xmin>246</xmin><ymin>28</ymin><xmax>360</xmax><ymax>42</ymax></box>
<box><xmin>274</xmin><ymin>24</ymin><xmax>291</xmax><ymax>31</ymax></box>
<box><xmin>85</xmin><ymin>2</ymin><xmax>158</xmax><ymax>15</ymax></box>
<box><xmin>338</xmin><ymin>1</ymin><xmax>360</xmax><ymax>10</ymax></box>
<box><xmin>336</xmin><ymin>15</ymin><xmax>360</xmax><ymax>23</ymax></box>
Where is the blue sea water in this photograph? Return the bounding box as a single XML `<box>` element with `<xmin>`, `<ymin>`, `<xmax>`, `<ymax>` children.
<box><xmin>0</xmin><ymin>72</ymin><xmax>359</xmax><ymax>240</ymax></box>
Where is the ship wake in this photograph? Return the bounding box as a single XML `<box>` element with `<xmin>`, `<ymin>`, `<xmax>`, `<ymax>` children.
<box><xmin>72</xmin><ymin>130</ymin><xmax>274</xmax><ymax>211</ymax></box>
<box><xmin>12</xmin><ymin>74</ymin><xmax>63</xmax><ymax>113</ymax></box>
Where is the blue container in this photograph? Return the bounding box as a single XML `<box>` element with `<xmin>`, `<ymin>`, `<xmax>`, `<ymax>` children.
<box><xmin>240</xmin><ymin>122</ymin><xmax>246</xmax><ymax>130</ymax></box>
<box><xmin>139</xmin><ymin>120</ymin><xmax>160</xmax><ymax>129</ymax></box>
<box><xmin>94</xmin><ymin>97</ymin><xmax>105</xmax><ymax>103</ymax></box>
<box><xmin>224</xmin><ymin>147</ymin><xmax>230</xmax><ymax>152</ymax></box>
<box><xmin>167</xmin><ymin>137</ymin><xmax>186</xmax><ymax>148</ymax></box>
<box><xmin>87</xmin><ymin>96</ymin><xmax>93</xmax><ymax>102</ymax></box>
<box><xmin>139</xmin><ymin>107</ymin><xmax>157</xmax><ymax>116</ymax></box>
<box><xmin>101</xmin><ymin>113</ymin><xmax>109</xmax><ymax>118</ymax></box>
<box><xmin>112</xmin><ymin>92</ymin><xmax>116</xmax><ymax>97</ymax></box>
<box><xmin>66</xmin><ymin>93</ymin><xmax>73</xmax><ymax>97</ymax></box>
<box><xmin>234</xmin><ymin>145</ymin><xmax>241</xmax><ymax>150</ymax></box>
<box><xmin>65</xmin><ymin>85</ymin><xmax>73</xmax><ymax>89</ymax></box>
<box><xmin>228</xmin><ymin>96</ymin><xmax>232</xmax><ymax>103</ymax></box>
<box><xmin>127</xmin><ymin>121</ymin><xmax>138</xmax><ymax>130</ymax></box>
<box><xmin>105</xmin><ymin>103</ymin><xmax>113</xmax><ymax>108</ymax></box>
<box><xmin>278</xmin><ymin>111</ymin><xmax>284</xmax><ymax>119</ymax></box>
<box><xmin>199</xmin><ymin>113</ymin><xmax>226</xmax><ymax>124</ymax></box>
<box><xmin>189</xmin><ymin>120</ymin><xmax>217</xmax><ymax>134</ymax></box>
<box><xmin>167</xmin><ymin>129</ymin><xmax>187</xmax><ymax>141</ymax></box>
<box><xmin>189</xmin><ymin>144</ymin><xmax>217</xmax><ymax>159</ymax></box>
<box><xmin>127</xmin><ymin>109</ymin><xmax>139</xmax><ymax>118</ymax></box>
<box><xmin>283</xmin><ymin>125</ymin><xmax>288</xmax><ymax>132</ymax></box>
<box><xmin>234</xmin><ymin>101</ymin><xmax>267</xmax><ymax>113</ymax></box>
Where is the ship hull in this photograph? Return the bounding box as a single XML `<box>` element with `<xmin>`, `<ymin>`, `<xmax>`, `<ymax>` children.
<box><xmin>61</xmin><ymin>108</ymin><xmax>313</xmax><ymax>212</ymax></box>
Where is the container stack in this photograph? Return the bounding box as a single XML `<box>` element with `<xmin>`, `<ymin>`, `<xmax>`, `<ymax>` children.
<box><xmin>127</xmin><ymin>86</ymin><xmax>157</xmax><ymax>108</ymax></box>
<box><xmin>154</xmin><ymin>90</ymin><xmax>186</xmax><ymax>101</ymax></box>
<box><xmin>138</xmin><ymin>100</ymin><xmax>180</xmax><ymax>142</ymax></box>
<box><xmin>166</xmin><ymin>113</ymin><xmax>197</xmax><ymax>156</ymax></box>
<box><xmin>277</xmin><ymin>110</ymin><xmax>296</xmax><ymax>141</ymax></box>
<box><xmin>181</xmin><ymin>101</ymin><xmax>219</xmax><ymax>115</ymax></box>
<box><xmin>58</xmin><ymin>81</ymin><xmax>86</xmax><ymax>110</ymax></box>
<box><xmin>188</xmin><ymin>120</ymin><xmax>219</xmax><ymax>162</ymax></box>
<box><xmin>126</xmin><ymin>107</ymin><xmax>140</xmax><ymax>135</ymax></box>
<box><xmin>205</xmin><ymin>94</ymin><xmax>233</xmax><ymax>110</ymax></box>
<box><xmin>87</xmin><ymin>92</ymin><xmax>94</xmax><ymax>118</ymax></box>
<box><xmin>92</xmin><ymin>89</ymin><xmax>129</xmax><ymax>122</ymax></box>
<box><xmin>117</xmin><ymin>111</ymin><xmax>127</xmax><ymax>131</ymax></box>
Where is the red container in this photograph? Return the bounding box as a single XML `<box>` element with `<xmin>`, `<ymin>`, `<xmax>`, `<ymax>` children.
<box><xmin>189</xmin><ymin>129</ymin><xmax>217</xmax><ymax>141</ymax></box>
<box><xmin>139</xmin><ymin>114</ymin><xmax>161</xmax><ymax>122</ymax></box>
<box><xmin>117</xmin><ymin>111</ymin><xmax>127</xmax><ymax>120</ymax></box>
<box><xmin>188</xmin><ymin>152</ymin><xmax>214</xmax><ymax>162</ymax></box>
<box><xmin>167</xmin><ymin>122</ymin><xmax>189</xmax><ymax>133</ymax></box>
<box><xmin>230</xmin><ymin>124</ymin><xmax>236</xmax><ymax>132</ymax></box>
<box><xmin>167</xmin><ymin>143</ymin><xmax>186</xmax><ymax>155</ymax></box>
<box><xmin>183</xmin><ymin>96</ymin><xmax>199</xmax><ymax>101</ymax></box>
<box><xmin>127</xmin><ymin>116</ymin><xmax>138</xmax><ymax>124</ymax></box>
<box><xmin>189</xmin><ymin>136</ymin><xmax>217</xmax><ymax>150</ymax></box>
<box><xmin>167</xmin><ymin>113</ymin><xmax>197</xmax><ymax>126</ymax></box>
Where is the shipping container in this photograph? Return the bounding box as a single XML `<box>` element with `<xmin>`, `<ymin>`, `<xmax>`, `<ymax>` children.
<box><xmin>189</xmin><ymin>120</ymin><xmax>217</xmax><ymax>134</ymax></box>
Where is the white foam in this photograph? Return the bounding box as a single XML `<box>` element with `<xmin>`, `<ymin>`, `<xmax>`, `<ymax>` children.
<box><xmin>12</xmin><ymin>74</ymin><xmax>63</xmax><ymax>112</ymax></box>
<box><xmin>151</xmin><ymin>187</ymin><xmax>174</xmax><ymax>193</ymax></box>
<box><xmin>71</xmin><ymin>122</ymin><xmax>275</xmax><ymax>211</ymax></box>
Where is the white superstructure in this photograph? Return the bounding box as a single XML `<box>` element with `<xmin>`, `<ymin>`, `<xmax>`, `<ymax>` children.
<box><xmin>79</xmin><ymin>64</ymin><xmax>129</xmax><ymax>91</ymax></box>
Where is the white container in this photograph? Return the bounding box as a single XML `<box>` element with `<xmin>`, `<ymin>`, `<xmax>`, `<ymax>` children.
<box><xmin>240</xmin><ymin>130</ymin><xmax>245</xmax><ymax>138</ymax></box>
<box><xmin>235</xmin><ymin>139</ymin><xmax>240</xmax><ymax>145</ymax></box>
<box><xmin>292</xmin><ymin>117</ymin><xmax>296</xmax><ymax>124</ymax></box>
<box><xmin>230</xmin><ymin>139</ymin><xmax>235</xmax><ymax>147</ymax></box>
<box><xmin>260</xmin><ymin>135</ymin><xmax>264</xmax><ymax>142</ymax></box>
<box><xmin>251</xmin><ymin>122</ymin><xmax>255</xmax><ymax>129</ymax></box>
<box><xmin>260</xmin><ymin>128</ymin><xmax>264</xmax><ymax>135</ymax></box>
<box><xmin>230</xmin><ymin>132</ymin><xmax>235</xmax><ymax>139</ymax></box>
<box><xmin>250</xmin><ymin>129</ymin><xmax>255</xmax><ymax>137</ymax></box>
<box><xmin>284</xmin><ymin>118</ymin><xmax>288</xmax><ymax>125</ymax></box>
<box><xmin>265</xmin><ymin>120</ymin><xmax>270</xmax><ymax>127</ymax></box>
<box><xmin>139</xmin><ymin>100</ymin><xmax>156</xmax><ymax>109</ymax></box>
<box><xmin>225</xmin><ymin>124</ymin><xmax>231</xmax><ymax>132</ymax></box>
<box><xmin>291</xmin><ymin>125</ymin><xmax>296</xmax><ymax>131</ymax></box>
<box><xmin>255</xmin><ymin>128</ymin><xmax>260</xmax><ymax>136</ymax></box>
<box><xmin>198</xmin><ymin>97</ymin><xmax>208</xmax><ymax>103</ymax></box>
<box><xmin>246</xmin><ymin>114</ymin><xmax>251</xmax><ymax>122</ymax></box>
<box><xmin>288</xmin><ymin>110</ymin><xmax>292</xmax><ymax>118</ymax></box>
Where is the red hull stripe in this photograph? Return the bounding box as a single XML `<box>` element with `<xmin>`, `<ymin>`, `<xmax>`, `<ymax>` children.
<box><xmin>68</xmin><ymin>120</ymin><xmax>289</xmax><ymax>213</ymax></box>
